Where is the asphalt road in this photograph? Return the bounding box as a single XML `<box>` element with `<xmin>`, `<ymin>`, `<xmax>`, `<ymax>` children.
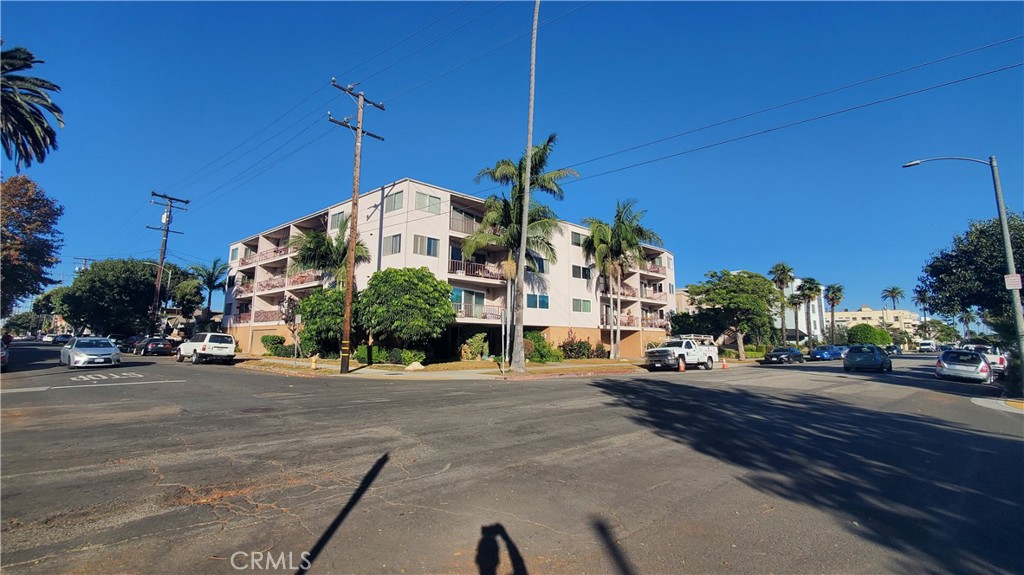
<box><xmin>1</xmin><ymin>342</ymin><xmax>1021</xmax><ymax>575</ymax></box>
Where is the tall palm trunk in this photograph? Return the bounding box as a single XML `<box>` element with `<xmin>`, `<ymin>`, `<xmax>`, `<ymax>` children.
<box><xmin>830</xmin><ymin>305</ymin><xmax>836</xmax><ymax>344</ymax></box>
<box><xmin>615</xmin><ymin>273</ymin><xmax>623</xmax><ymax>359</ymax></box>
<box><xmin>780</xmin><ymin>301</ymin><xmax>788</xmax><ymax>345</ymax></box>
<box><xmin>804</xmin><ymin>301</ymin><xmax>813</xmax><ymax>349</ymax></box>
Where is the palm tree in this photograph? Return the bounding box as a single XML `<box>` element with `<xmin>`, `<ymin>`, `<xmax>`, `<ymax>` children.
<box><xmin>769</xmin><ymin>262</ymin><xmax>794</xmax><ymax>344</ymax></box>
<box><xmin>188</xmin><ymin>258</ymin><xmax>230</xmax><ymax>322</ymax></box>
<box><xmin>288</xmin><ymin>213</ymin><xmax>370</xmax><ymax>291</ymax></box>
<box><xmin>1</xmin><ymin>46</ymin><xmax>64</xmax><ymax>171</ymax></box>
<box><xmin>957</xmin><ymin>308</ymin><xmax>976</xmax><ymax>338</ymax></box>
<box><xmin>581</xmin><ymin>217</ymin><xmax>615</xmax><ymax>355</ymax></box>
<box><xmin>787</xmin><ymin>293</ymin><xmax>804</xmax><ymax>345</ymax></box>
<box><xmin>607</xmin><ymin>199</ymin><xmax>661</xmax><ymax>359</ymax></box>
<box><xmin>797</xmin><ymin>278</ymin><xmax>822</xmax><ymax>348</ymax></box>
<box><xmin>823</xmin><ymin>284</ymin><xmax>844</xmax><ymax>345</ymax></box>
<box><xmin>476</xmin><ymin>133</ymin><xmax>577</xmax><ymax>372</ymax></box>
<box><xmin>912</xmin><ymin>286</ymin><xmax>930</xmax><ymax>322</ymax></box>
<box><xmin>881</xmin><ymin>285</ymin><xmax>905</xmax><ymax>313</ymax></box>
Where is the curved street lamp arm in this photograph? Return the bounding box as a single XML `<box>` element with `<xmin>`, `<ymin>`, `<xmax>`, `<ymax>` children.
<box><xmin>902</xmin><ymin>156</ymin><xmax>992</xmax><ymax>168</ymax></box>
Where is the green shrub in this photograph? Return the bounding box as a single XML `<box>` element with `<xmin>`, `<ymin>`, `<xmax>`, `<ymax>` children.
<box><xmin>592</xmin><ymin>342</ymin><xmax>609</xmax><ymax>359</ymax></box>
<box><xmin>261</xmin><ymin>335</ymin><xmax>286</xmax><ymax>355</ymax></box>
<box><xmin>387</xmin><ymin>348</ymin><xmax>403</xmax><ymax>364</ymax></box>
<box><xmin>400</xmin><ymin>349</ymin><xmax>427</xmax><ymax>365</ymax></box>
<box><xmin>720</xmin><ymin>348</ymin><xmax>739</xmax><ymax>358</ymax></box>
<box><xmin>460</xmin><ymin>333</ymin><xmax>489</xmax><ymax>360</ymax></box>
<box><xmin>272</xmin><ymin>344</ymin><xmax>299</xmax><ymax>358</ymax></box>
<box><xmin>524</xmin><ymin>331</ymin><xmax>563</xmax><ymax>363</ymax></box>
<box><xmin>354</xmin><ymin>345</ymin><xmax>385</xmax><ymax>364</ymax></box>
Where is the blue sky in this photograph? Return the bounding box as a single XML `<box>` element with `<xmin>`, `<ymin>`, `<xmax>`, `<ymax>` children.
<box><xmin>3</xmin><ymin>1</ymin><xmax>1022</xmax><ymax>319</ymax></box>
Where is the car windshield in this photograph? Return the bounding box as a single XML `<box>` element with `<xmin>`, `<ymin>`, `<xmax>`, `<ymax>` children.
<box><xmin>814</xmin><ymin>346</ymin><xmax>830</xmax><ymax>352</ymax></box>
<box><xmin>148</xmin><ymin>339</ymin><xmax>171</xmax><ymax>344</ymax></box>
<box><xmin>76</xmin><ymin>339</ymin><xmax>114</xmax><ymax>348</ymax></box>
<box><xmin>942</xmin><ymin>351</ymin><xmax>983</xmax><ymax>365</ymax></box>
<box><xmin>848</xmin><ymin>346</ymin><xmax>873</xmax><ymax>354</ymax></box>
<box><xmin>771</xmin><ymin>348</ymin><xmax>791</xmax><ymax>353</ymax></box>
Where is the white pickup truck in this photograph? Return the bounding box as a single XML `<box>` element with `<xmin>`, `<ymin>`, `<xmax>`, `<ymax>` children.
<box><xmin>645</xmin><ymin>334</ymin><xmax>719</xmax><ymax>371</ymax></box>
<box><xmin>964</xmin><ymin>344</ymin><xmax>1009</xmax><ymax>378</ymax></box>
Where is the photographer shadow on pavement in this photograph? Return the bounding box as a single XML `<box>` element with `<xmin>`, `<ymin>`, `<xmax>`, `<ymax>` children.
<box><xmin>475</xmin><ymin>523</ymin><xmax>529</xmax><ymax>575</ymax></box>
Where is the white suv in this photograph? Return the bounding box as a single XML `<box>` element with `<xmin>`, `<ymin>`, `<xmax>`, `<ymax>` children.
<box><xmin>176</xmin><ymin>332</ymin><xmax>236</xmax><ymax>365</ymax></box>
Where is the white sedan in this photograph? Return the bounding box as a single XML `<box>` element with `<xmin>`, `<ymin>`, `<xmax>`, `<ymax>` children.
<box><xmin>59</xmin><ymin>337</ymin><xmax>122</xmax><ymax>369</ymax></box>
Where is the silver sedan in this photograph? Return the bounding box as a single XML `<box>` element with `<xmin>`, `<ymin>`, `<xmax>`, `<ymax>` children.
<box><xmin>59</xmin><ymin>337</ymin><xmax>122</xmax><ymax>369</ymax></box>
<box><xmin>935</xmin><ymin>350</ymin><xmax>994</xmax><ymax>384</ymax></box>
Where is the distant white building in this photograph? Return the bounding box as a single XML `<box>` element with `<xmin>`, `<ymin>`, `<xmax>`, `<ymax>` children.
<box><xmin>774</xmin><ymin>279</ymin><xmax>827</xmax><ymax>343</ymax></box>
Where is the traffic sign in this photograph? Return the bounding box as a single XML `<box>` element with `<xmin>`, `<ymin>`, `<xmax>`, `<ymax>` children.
<box><xmin>1005</xmin><ymin>274</ymin><xmax>1022</xmax><ymax>290</ymax></box>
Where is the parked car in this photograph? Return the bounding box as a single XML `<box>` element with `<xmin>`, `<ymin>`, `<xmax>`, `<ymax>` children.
<box><xmin>884</xmin><ymin>345</ymin><xmax>903</xmax><ymax>356</ymax></box>
<box><xmin>935</xmin><ymin>349</ymin><xmax>994</xmax><ymax>384</ymax></box>
<box><xmin>918</xmin><ymin>340</ymin><xmax>937</xmax><ymax>353</ymax></box>
<box><xmin>120</xmin><ymin>335</ymin><xmax>146</xmax><ymax>353</ymax></box>
<box><xmin>52</xmin><ymin>334</ymin><xmax>72</xmax><ymax>345</ymax></box>
<box><xmin>938</xmin><ymin>345</ymin><xmax>954</xmax><ymax>352</ymax></box>
<box><xmin>809</xmin><ymin>345</ymin><xmax>842</xmax><ymax>361</ymax></box>
<box><xmin>175</xmin><ymin>332</ymin><xmax>236</xmax><ymax>364</ymax></box>
<box><xmin>41</xmin><ymin>333</ymin><xmax>56</xmax><ymax>343</ymax></box>
<box><xmin>106</xmin><ymin>334</ymin><xmax>128</xmax><ymax>347</ymax></box>
<box><xmin>1</xmin><ymin>343</ymin><xmax>9</xmax><ymax>371</ymax></box>
<box><xmin>59</xmin><ymin>337</ymin><xmax>122</xmax><ymax>369</ymax></box>
<box><xmin>836</xmin><ymin>345</ymin><xmax>850</xmax><ymax>359</ymax></box>
<box><xmin>962</xmin><ymin>344</ymin><xmax>1009</xmax><ymax>378</ymax></box>
<box><xmin>761</xmin><ymin>347</ymin><xmax>805</xmax><ymax>365</ymax></box>
<box><xmin>133</xmin><ymin>338</ymin><xmax>175</xmax><ymax>356</ymax></box>
<box><xmin>843</xmin><ymin>344</ymin><xmax>893</xmax><ymax>373</ymax></box>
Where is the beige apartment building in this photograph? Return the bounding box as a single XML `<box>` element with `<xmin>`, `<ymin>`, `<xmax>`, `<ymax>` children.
<box><xmin>224</xmin><ymin>178</ymin><xmax>677</xmax><ymax>358</ymax></box>
<box><xmin>832</xmin><ymin>305</ymin><xmax>920</xmax><ymax>333</ymax></box>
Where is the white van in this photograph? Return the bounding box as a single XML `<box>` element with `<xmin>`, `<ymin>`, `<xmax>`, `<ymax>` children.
<box><xmin>918</xmin><ymin>340</ymin><xmax>936</xmax><ymax>353</ymax></box>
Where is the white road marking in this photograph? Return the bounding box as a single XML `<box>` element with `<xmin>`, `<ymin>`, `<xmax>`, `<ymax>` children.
<box><xmin>1</xmin><ymin>380</ymin><xmax>187</xmax><ymax>394</ymax></box>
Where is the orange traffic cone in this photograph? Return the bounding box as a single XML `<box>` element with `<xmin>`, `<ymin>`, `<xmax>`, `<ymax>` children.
<box><xmin>677</xmin><ymin>357</ymin><xmax>686</xmax><ymax>372</ymax></box>
<box><xmin>721</xmin><ymin>358</ymin><xmax>728</xmax><ymax>369</ymax></box>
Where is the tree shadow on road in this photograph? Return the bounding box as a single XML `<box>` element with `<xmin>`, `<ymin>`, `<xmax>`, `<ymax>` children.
<box><xmin>756</xmin><ymin>361</ymin><xmax>1007</xmax><ymax>399</ymax></box>
<box><xmin>591</xmin><ymin>378</ymin><xmax>1023</xmax><ymax>574</ymax></box>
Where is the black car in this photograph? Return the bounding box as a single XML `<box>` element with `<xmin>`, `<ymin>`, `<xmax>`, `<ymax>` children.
<box><xmin>133</xmin><ymin>338</ymin><xmax>175</xmax><ymax>356</ymax></box>
<box><xmin>884</xmin><ymin>345</ymin><xmax>903</xmax><ymax>356</ymax></box>
<box><xmin>761</xmin><ymin>347</ymin><xmax>805</xmax><ymax>364</ymax></box>
<box><xmin>120</xmin><ymin>335</ymin><xmax>146</xmax><ymax>353</ymax></box>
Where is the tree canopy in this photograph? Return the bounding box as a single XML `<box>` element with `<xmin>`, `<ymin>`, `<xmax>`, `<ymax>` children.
<box><xmin>687</xmin><ymin>270</ymin><xmax>778</xmax><ymax>359</ymax></box>
<box><xmin>847</xmin><ymin>323</ymin><xmax>892</xmax><ymax>346</ymax></box>
<box><xmin>1</xmin><ymin>46</ymin><xmax>64</xmax><ymax>171</ymax></box>
<box><xmin>1</xmin><ymin>176</ymin><xmax>64</xmax><ymax>316</ymax></box>
<box><xmin>356</xmin><ymin>267</ymin><xmax>455</xmax><ymax>349</ymax></box>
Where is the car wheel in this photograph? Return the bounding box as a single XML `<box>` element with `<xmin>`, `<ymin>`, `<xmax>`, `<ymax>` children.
<box><xmin>799</xmin><ymin>357</ymin><xmax>806</xmax><ymax>363</ymax></box>
<box><xmin>886</xmin><ymin>362</ymin><xmax>893</xmax><ymax>373</ymax></box>
<box><xmin>191</xmin><ymin>351</ymin><xmax>201</xmax><ymax>365</ymax></box>
<box><xmin>784</xmin><ymin>356</ymin><xmax>791</xmax><ymax>364</ymax></box>
<box><xmin>175</xmin><ymin>350</ymin><xmax>185</xmax><ymax>363</ymax></box>
<box><xmin>706</xmin><ymin>357</ymin><xmax>714</xmax><ymax>370</ymax></box>
<box><xmin>139</xmin><ymin>348</ymin><xmax>146</xmax><ymax>356</ymax></box>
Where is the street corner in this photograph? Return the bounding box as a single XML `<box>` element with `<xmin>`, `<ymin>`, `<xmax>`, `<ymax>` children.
<box><xmin>970</xmin><ymin>397</ymin><xmax>1024</xmax><ymax>414</ymax></box>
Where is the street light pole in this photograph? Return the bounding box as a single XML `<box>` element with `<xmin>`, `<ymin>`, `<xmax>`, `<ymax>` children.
<box><xmin>903</xmin><ymin>155</ymin><xmax>1024</xmax><ymax>393</ymax></box>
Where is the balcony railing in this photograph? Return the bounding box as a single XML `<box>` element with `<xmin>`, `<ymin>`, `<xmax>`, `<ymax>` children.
<box><xmin>641</xmin><ymin>290</ymin><xmax>668</xmax><ymax>302</ymax></box>
<box><xmin>449</xmin><ymin>215</ymin><xmax>481</xmax><ymax>235</ymax></box>
<box><xmin>600</xmin><ymin>285</ymin><xmax>638</xmax><ymax>298</ymax></box>
<box><xmin>646</xmin><ymin>263</ymin><xmax>667</xmax><ymax>275</ymax></box>
<box><xmin>641</xmin><ymin>318</ymin><xmax>671</xmax><ymax>329</ymax></box>
<box><xmin>233</xmin><ymin>312</ymin><xmax>251</xmax><ymax>323</ymax></box>
<box><xmin>233</xmin><ymin>283</ymin><xmax>255</xmax><ymax>297</ymax></box>
<box><xmin>602</xmin><ymin>314</ymin><xmax>639</xmax><ymax>327</ymax></box>
<box><xmin>453</xmin><ymin>303</ymin><xmax>503</xmax><ymax>320</ymax></box>
<box><xmin>240</xmin><ymin>246</ymin><xmax>297</xmax><ymax>267</ymax></box>
<box><xmin>256</xmin><ymin>277</ymin><xmax>286</xmax><ymax>292</ymax></box>
<box><xmin>448</xmin><ymin>259</ymin><xmax>505</xmax><ymax>280</ymax></box>
<box><xmin>287</xmin><ymin>271</ymin><xmax>323</xmax><ymax>287</ymax></box>
<box><xmin>254</xmin><ymin>310</ymin><xmax>283</xmax><ymax>323</ymax></box>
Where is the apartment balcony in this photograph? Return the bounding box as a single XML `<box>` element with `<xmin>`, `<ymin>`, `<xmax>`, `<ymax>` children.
<box><xmin>637</xmin><ymin>262</ymin><xmax>667</xmax><ymax>277</ymax></box>
<box><xmin>233</xmin><ymin>283</ymin><xmax>255</xmax><ymax>298</ymax></box>
<box><xmin>253</xmin><ymin>310</ymin><xmax>283</xmax><ymax>323</ymax></box>
<box><xmin>241</xmin><ymin>246</ymin><xmax>297</xmax><ymax>267</ymax></box>
<box><xmin>600</xmin><ymin>285</ymin><xmax>638</xmax><ymax>300</ymax></box>
<box><xmin>238</xmin><ymin>253</ymin><xmax>257</xmax><ymax>267</ymax></box>
<box><xmin>601</xmin><ymin>314</ymin><xmax>640</xmax><ymax>329</ymax></box>
<box><xmin>287</xmin><ymin>270</ymin><xmax>323</xmax><ymax>287</ymax></box>
<box><xmin>256</xmin><ymin>277</ymin><xmax>286</xmax><ymax>292</ymax></box>
<box><xmin>454</xmin><ymin>303</ymin><xmax>503</xmax><ymax>321</ymax></box>
<box><xmin>231</xmin><ymin>312</ymin><xmax>251</xmax><ymax>324</ymax></box>
<box><xmin>641</xmin><ymin>318</ymin><xmax>671</xmax><ymax>330</ymax></box>
<box><xmin>448</xmin><ymin>259</ymin><xmax>505</xmax><ymax>281</ymax></box>
<box><xmin>640</xmin><ymin>290</ymin><xmax>668</xmax><ymax>303</ymax></box>
<box><xmin>449</xmin><ymin>215</ymin><xmax>481</xmax><ymax>235</ymax></box>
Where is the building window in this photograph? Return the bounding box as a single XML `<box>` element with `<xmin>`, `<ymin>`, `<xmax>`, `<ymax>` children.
<box><xmin>383</xmin><ymin>234</ymin><xmax>401</xmax><ymax>256</ymax></box>
<box><xmin>413</xmin><ymin>235</ymin><xmax>439</xmax><ymax>257</ymax></box>
<box><xmin>572</xmin><ymin>298</ymin><xmax>592</xmax><ymax>313</ymax></box>
<box><xmin>669</xmin><ymin>283</ymin><xmax>674</xmax><ymax>294</ymax></box>
<box><xmin>329</xmin><ymin>212</ymin><xmax>344</xmax><ymax>230</ymax></box>
<box><xmin>571</xmin><ymin>265</ymin><xmax>591</xmax><ymax>280</ymax></box>
<box><xmin>653</xmin><ymin>256</ymin><xmax>663</xmax><ymax>266</ymax></box>
<box><xmin>385</xmin><ymin>190</ymin><xmax>403</xmax><ymax>213</ymax></box>
<box><xmin>668</xmin><ymin>256</ymin><xmax>673</xmax><ymax>269</ymax></box>
<box><xmin>230</xmin><ymin>247</ymin><xmax>239</xmax><ymax>261</ymax></box>
<box><xmin>451</xmin><ymin>287</ymin><xmax>484</xmax><ymax>316</ymax></box>
<box><xmin>533</xmin><ymin>258</ymin><xmax>548</xmax><ymax>274</ymax></box>
<box><xmin>415</xmin><ymin>191</ymin><xmax>441</xmax><ymax>214</ymax></box>
<box><xmin>571</xmin><ymin>232</ymin><xmax>585</xmax><ymax>246</ymax></box>
<box><xmin>527</xmin><ymin>294</ymin><xmax>550</xmax><ymax>309</ymax></box>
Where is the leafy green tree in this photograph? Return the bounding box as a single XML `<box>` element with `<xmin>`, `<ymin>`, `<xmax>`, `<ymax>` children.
<box><xmin>476</xmin><ymin>132</ymin><xmax>577</xmax><ymax>372</ymax></box>
<box><xmin>917</xmin><ymin>214</ymin><xmax>1024</xmax><ymax>344</ymax></box>
<box><xmin>670</xmin><ymin>308</ymin><xmax>731</xmax><ymax>338</ymax></box>
<box><xmin>57</xmin><ymin>259</ymin><xmax>166</xmax><ymax>335</ymax></box>
<box><xmin>1</xmin><ymin>176</ymin><xmax>64</xmax><ymax>316</ymax></box>
<box><xmin>769</xmin><ymin>262</ymin><xmax>794</xmax><ymax>344</ymax></box>
<box><xmin>1</xmin><ymin>46</ymin><xmax>64</xmax><ymax>171</ymax></box>
<box><xmin>356</xmin><ymin>267</ymin><xmax>455</xmax><ymax>351</ymax></box>
<box><xmin>172</xmin><ymin>279</ymin><xmax>204</xmax><ymax>321</ymax></box>
<box><xmin>297</xmin><ymin>288</ymin><xmax>348</xmax><ymax>358</ymax></box>
<box><xmin>957</xmin><ymin>308</ymin><xmax>977</xmax><ymax>338</ymax></box>
<box><xmin>797</xmin><ymin>278</ymin><xmax>822</xmax><ymax>346</ymax></box>
<box><xmin>915</xmin><ymin>319</ymin><xmax>959</xmax><ymax>343</ymax></box>
<box><xmin>824</xmin><ymin>284</ymin><xmax>844</xmax><ymax>345</ymax></box>
<box><xmin>687</xmin><ymin>270</ymin><xmax>778</xmax><ymax>360</ymax></box>
<box><xmin>288</xmin><ymin>213</ymin><xmax>370</xmax><ymax>291</ymax></box>
<box><xmin>4</xmin><ymin>310</ymin><xmax>38</xmax><ymax>333</ymax></box>
<box><xmin>847</xmin><ymin>323</ymin><xmax>892</xmax><ymax>345</ymax></box>
<box><xmin>188</xmin><ymin>258</ymin><xmax>229</xmax><ymax>321</ymax></box>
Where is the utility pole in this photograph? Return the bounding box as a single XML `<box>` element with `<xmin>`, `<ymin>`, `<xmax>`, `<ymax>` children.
<box><xmin>329</xmin><ymin>78</ymin><xmax>384</xmax><ymax>374</ymax></box>
<box><xmin>73</xmin><ymin>257</ymin><xmax>95</xmax><ymax>274</ymax></box>
<box><xmin>147</xmin><ymin>192</ymin><xmax>189</xmax><ymax>335</ymax></box>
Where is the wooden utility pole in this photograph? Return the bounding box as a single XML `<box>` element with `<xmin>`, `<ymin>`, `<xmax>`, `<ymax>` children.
<box><xmin>147</xmin><ymin>192</ymin><xmax>189</xmax><ymax>335</ymax></box>
<box><xmin>329</xmin><ymin>79</ymin><xmax>384</xmax><ymax>374</ymax></box>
